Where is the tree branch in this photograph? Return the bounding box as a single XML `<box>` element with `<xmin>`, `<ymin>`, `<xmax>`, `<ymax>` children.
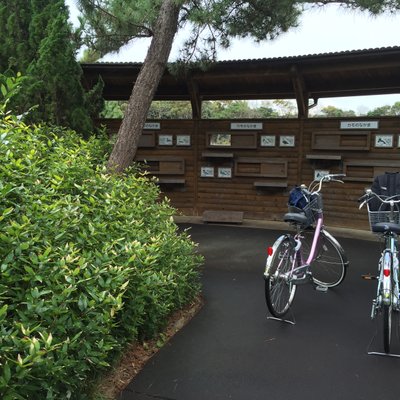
<box><xmin>80</xmin><ymin>0</ymin><xmax>154</xmax><ymax>36</ymax></box>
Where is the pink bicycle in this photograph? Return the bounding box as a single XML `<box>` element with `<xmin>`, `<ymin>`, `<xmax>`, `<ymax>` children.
<box><xmin>264</xmin><ymin>174</ymin><xmax>349</xmax><ymax>319</ymax></box>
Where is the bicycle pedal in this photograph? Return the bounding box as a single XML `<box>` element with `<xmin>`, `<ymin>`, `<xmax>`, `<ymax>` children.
<box><xmin>361</xmin><ymin>274</ymin><xmax>377</xmax><ymax>280</ymax></box>
<box><xmin>315</xmin><ymin>285</ymin><xmax>328</xmax><ymax>293</ymax></box>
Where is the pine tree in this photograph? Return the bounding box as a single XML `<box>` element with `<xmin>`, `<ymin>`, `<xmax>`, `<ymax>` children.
<box><xmin>0</xmin><ymin>0</ymin><xmax>102</xmax><ymax>137</ymax></box>
<box><xmin>25</xmin><ymin>2</ymin><xmax>93</xmax><ymax>135</ymax></box>
<box><xmin>0</xmin><ymin>1</ymin><xmax>33</xmax><ymax>72</ymax></box>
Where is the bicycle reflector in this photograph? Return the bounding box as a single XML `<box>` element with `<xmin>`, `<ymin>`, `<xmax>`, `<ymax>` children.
<box><xmin>267</xmin><ymin>247</ymin><xmax>273</xmax><ymax>256</ymax></box>
<box><xmin>383</xmin><ymin>252</ymin><xmax>391</xmax><ymax>277</ymax></box>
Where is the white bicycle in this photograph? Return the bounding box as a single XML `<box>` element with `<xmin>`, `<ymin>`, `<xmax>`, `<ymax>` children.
<box><xmin>359</xmin><ymin>190</ymin><xmax>400</xmax><ymax>354</ymax></box>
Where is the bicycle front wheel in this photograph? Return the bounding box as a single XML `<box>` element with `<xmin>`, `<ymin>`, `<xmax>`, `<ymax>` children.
<box><xmin>383</xmin><ymin>304</ymin><xmax>392</xmax><ymax>353</ymax></box>
<box><xmin>264</xmin><ymin>235</ymin><xmax>297</xmax><ymax>318</ymax></box>
<box><xmin>304</xmin><ymin>229</ymin><xmax>348</xmax><ymax>288</ymax></box>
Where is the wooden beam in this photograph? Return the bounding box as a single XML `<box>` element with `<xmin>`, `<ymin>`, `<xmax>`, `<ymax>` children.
<box><xmin>186</xmin><ymin>75</ymin><xmax>202</xmax><ymax>119</ymax></box>
<box><xmin>291</xmin><ymin>66</ymin><xmax>308</xmax><ymax>118</ymax></box>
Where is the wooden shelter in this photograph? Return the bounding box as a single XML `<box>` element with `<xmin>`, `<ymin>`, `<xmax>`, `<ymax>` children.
<box><xmin>81</xmin><ymin>47</ymin><xmax>400</xmax><ymax>230</ymax></box>
<box><xmin>82</xmin><ymin>46</ymin><xmax>400</xmax><ymax>118</ymax></box>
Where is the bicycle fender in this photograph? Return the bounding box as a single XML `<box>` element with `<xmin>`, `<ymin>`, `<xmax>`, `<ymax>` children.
<box><xmin>264</xmin><ymin>234</ymin><xmax>291</xmax><ymax>277</ymax></box>
<box><xmin>382</xmin><ymin>250</ymin><xmax>392</xmax><ymax>305</ymax></box>
<box><xmin>322</xmin><ymin>229</ymin><xmax>349</xmax><ymax>267</ymax></box>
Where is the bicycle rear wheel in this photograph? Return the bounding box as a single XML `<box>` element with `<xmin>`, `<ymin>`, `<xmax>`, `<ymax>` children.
<box><xmin>303</xmin><ymin>229</ymin><xmax>348</xmax><ymax>288</ymax></box>
<box><xmin>383</xmin><ymin>304</ymin><xmax>392</xmax><ymax>353</ymax></box>
<box><xmin>264</xmin><ymin>236</ymin><xmax>297</xmax><ymax>318</ymax></box>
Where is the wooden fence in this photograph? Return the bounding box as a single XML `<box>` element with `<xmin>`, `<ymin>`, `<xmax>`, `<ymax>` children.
<box><xmin>98</xmin><ymin>117</ymin><xmax>400</xmax><ymax>230</ymax></box>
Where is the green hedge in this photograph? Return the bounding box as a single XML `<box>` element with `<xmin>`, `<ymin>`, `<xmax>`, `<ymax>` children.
<box><xmin>0</xmin><ymin>116</ymin><xmax>203</xmax><ymax>399</ymax></box>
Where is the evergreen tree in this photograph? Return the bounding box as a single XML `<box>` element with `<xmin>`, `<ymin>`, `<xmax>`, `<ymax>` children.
<box><xmin>25</xmin><ymin>2</ymin><xmax>93</xmax><ymax>135</ymax></box>
<box><xmin>317</xmin><ymin>105</ymin><xmax>356</xmax><ymax>118</ymax></box>
<box><xmin>0</xmin><ymin>0</ymin><xmax>102</xmax><ymax>137</ymax></box>
<box><xmin>367</xmin><ymin>102</ymin><xmax>400</xmax><ymax>116</ymax></box>
<box><xmin>0</xmin><ymin>1</ymin><xmax>33</xmax><ymax>72</ymax></box>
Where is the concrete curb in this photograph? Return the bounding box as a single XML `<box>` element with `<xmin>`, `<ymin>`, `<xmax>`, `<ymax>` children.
<box><xmin>173</xmin><ymin>215</ymin><xmax>377</xmax><ymax>242</ymax></box>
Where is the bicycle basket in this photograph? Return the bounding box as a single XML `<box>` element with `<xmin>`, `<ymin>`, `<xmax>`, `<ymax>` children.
<box><xmin>287</xmin><ymin>188</ymin><xmax>319</xmax><ymax>226</ymax></box>
<box><xmin>301</xmin><ymin>196</ymin><xmax>320</xmax><ymax>226</ymax></box>
<box><xmin>367</xmin><ymin>203</ymin><xmax>400</xmax><ymax>230</ymax></box>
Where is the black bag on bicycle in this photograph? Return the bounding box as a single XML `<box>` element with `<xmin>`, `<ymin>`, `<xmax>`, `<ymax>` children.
<box><xmin>370</xmin><ymin>172</ymin><xmax>400</xmax><ymax>211</ymax></box>
<box><xmin>288</xmin><ymin>186</ymin><xmax>309</xmax><ymax>211</ymax></box>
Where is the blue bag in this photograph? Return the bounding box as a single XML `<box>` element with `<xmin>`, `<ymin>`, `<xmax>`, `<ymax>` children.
<box><xmin>288</xmin><ymin>186</ymin><xmax>308</xmax><ymax>209</ymax></box>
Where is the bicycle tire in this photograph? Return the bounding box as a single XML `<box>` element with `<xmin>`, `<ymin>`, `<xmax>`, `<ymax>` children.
<box><xmin>303</xmin><ymin>229</ymin><xmax>348</xmax><ymax>288</ymax></box>
<box><xmin>265</xmin><ymin>235</ymin><xmax>297</xmax><ymax>318</ymax></box>
<box><xmin>383</xmin><ymin>304</ymin><xmax>392</xmax><ymax>353</ymax></box>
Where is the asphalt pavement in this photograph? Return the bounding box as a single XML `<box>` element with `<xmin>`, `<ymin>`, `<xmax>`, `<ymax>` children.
<box><xmin>119</xmin><ymin>222</ymin><xmax>400</xmax><ymax>400</ymax></box>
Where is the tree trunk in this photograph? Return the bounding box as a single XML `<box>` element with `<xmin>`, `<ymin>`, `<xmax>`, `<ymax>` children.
<box><xmin>107</xmin><ymin>0</ymin><xmax>181</xmax><ymax>173</ymax></box>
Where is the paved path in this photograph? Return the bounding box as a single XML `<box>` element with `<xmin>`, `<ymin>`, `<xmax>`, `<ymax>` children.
<box><xmin>119</xmin><ymin>223</ymin><xmax>400</xmax><ymax>400</ymax></box>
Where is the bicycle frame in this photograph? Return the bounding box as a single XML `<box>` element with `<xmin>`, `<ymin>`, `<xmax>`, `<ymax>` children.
<box><xmin>265</xmin><ymin>191</ymin><xmax>327</xmax><ymax>284</ymax></box>
<box><xmin>361</xmin><ymin>193</ymin><xmax>400</xmax><ymax>315</ymax></box>
<box><xmin>288</xmin><ymin>208</ymin><xmax>324</xmax><ymax>282</ymax></box>
<box><xmin>299</xmin><ymin>205</ymin><xmax>324</xmax><ymax>266</ymax></box>
<box><xmin>360</xmin><ymin>190</ymin><xmax>400</xmax><ymax>354</ymax></box>
<box><xmin>265</xmin><ymin>173</ymin><xmax>347</xmax><ymax>321</ymax></box>
<box><xmin>372</xmin><ymin>233</ymin><xmax>399</xmax><ymax>316</ymax></box>
<box><xmin>267</xmin><ymin>174</ymin><xmax>345</xmax><ymax>283</ymax></box>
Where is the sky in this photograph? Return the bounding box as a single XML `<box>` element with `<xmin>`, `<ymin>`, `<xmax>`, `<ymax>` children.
<box><xmin>66</xmin><ymin>1</ymin><xmax>400</xmax><ymax>113</ymax></box>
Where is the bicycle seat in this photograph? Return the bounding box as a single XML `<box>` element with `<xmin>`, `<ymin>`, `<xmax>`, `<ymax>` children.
<box><xmin>372</xmin><ymin>222</ymin><xmax>400</xmax><ymax>234</ymax></box>
<box><xmin>283</xmin><ymin>212</ymin><xmax>309</xmax><ymax>226</ymax></box>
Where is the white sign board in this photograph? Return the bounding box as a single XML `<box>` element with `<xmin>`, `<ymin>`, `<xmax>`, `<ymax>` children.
<box><xmin>230</xmin><ymin>122</ymin><xmax>263</xmax><ymax>130</ymax></box>
<box><xmin>144</xmin><ymin>122</ymin><xmax>161</xmax><ymax>130</ymax></box>
<box><xmin>340</xmin><ymin>121</ymin><xmax>379</xmax><ymax>129</ymax></box>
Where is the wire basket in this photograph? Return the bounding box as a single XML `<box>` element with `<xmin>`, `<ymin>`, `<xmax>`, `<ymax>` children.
<box><xmin>303</xmin><ymin>196</ymin><xmax>321</xmax><ymax>226</ymax></box>
<box><xmin>288</xmin><ymin>195</ymin><xmax>320</xmax><ymax>227</ymax></box>
<box><xmin>367</xmin><ymin>205</ymin><xmax>400</xmax><ymax>231</ymax></box>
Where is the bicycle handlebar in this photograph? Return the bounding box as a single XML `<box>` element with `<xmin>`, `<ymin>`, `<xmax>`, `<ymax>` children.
<box><xmin>305</xmin><ymin>173</ymin><xmax>346</xmax><ymax>194</ymax></box>
<box><xmin>358</xmin><ymin>189</ymin><xmax>400</xmax><ymax>210</ymax></box>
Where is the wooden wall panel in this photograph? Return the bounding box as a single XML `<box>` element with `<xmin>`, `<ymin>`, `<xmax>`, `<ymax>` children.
<box><xmin>132</xmin><ymin>120</ymin><xmax>197</xmax><ymax>216</ymax></box>
<box><xmin>303</xmin><ymin>117</ymin><xmax>400</xmax><ymax>229</ymax></box>
<box><xmin>97</xmin><ymin>117</ymin><xmax>400</xmax><ymax>231</ymax></box>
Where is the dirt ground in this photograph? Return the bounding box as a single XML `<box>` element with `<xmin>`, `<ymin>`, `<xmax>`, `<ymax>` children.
<box><xmin>96</xmin><ymin>295</ymin><xmax>204</xmax><ymax>399</ymax></box>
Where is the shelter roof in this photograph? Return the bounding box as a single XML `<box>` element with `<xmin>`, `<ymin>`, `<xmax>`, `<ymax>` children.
<box><xmin>81</xmin><ymin>46</ymin><xmax>400</xmax><ymax>118</ymax></box>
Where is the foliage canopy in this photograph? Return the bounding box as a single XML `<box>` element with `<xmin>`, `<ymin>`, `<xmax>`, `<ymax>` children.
<box><xmin>78</xmin><ymin>0</ymin><xmax>400</xmax><ymax>63</ymax></box>
<box><xmin>100</xmin><ymin>99</ymin><xmax>398</xmax><ymax>119</ymax></box>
